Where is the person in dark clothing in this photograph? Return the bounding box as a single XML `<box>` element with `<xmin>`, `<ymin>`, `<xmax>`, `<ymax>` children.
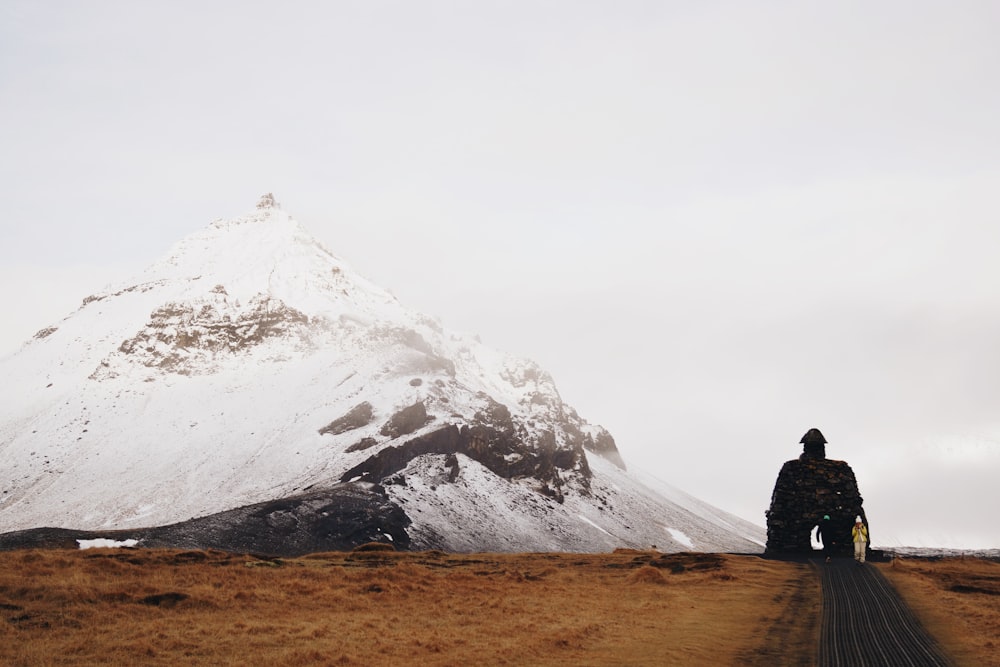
<box><xmin>815</xmin><ymin>515</ymin><xmax>836</xmax><ymax>562</ymax></box>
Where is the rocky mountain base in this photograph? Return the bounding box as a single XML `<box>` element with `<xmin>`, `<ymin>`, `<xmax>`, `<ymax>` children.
<box><xmin>0</xmin><ymin>482</ymin><xmax>408</xmax><ymax>556</ymax></box>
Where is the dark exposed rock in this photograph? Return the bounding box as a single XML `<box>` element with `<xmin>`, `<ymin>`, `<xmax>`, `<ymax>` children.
<box><xmin>559</xmin><ymin>420</ymin><xmax>626</xmax><ymax>471</ymax></box>
<box><xmin>341</xmin><ymin>417</ymin><xmax>591</xmax><ymax>497</ymax></box>
<box><xmin>472</xmin><ymin>394</ymin><xmax>515</xmax><ymax>432</ymax></box>
<box><xmin>0</xmin><ymin>483</ymin><xmax>410</xmax><ymax>557</ymax></box>
<box><xmin>319</xmin><ymin>402</ymin><xmax>374</xmax><ymax>436</ymax></box>
<box><xmin>0</xmin><ymin>527</ymin><xmax>101</xmax><ymax>551</ymax></box>
<box><xmin>586</xmin><ymin>431</ymin><xmax>626</xmax><ymax>470</ymax></box>
<box><xmin>346</xmin><ymin>437</ymin><xmax>379</xmax><ymax>453</ymax></box>
<box><xmin>765</xmin><ymin>429</ymin><xmax>867</xmax><ymax>555</ymax></box>
<box><xmin>380</xmin><ymin>401</ymin><xmax>432</xmax><ymax>438</ymax></box>
<box><xmin>33</xmin><ymin>326</ymin><xmax>58</xmax><ymax>340</ymax></box>
<box><xmin>444</xmin><ymin>452</ymin><xmax>460</xmax><ymax>482</ymax></box>
<box><xmin>343</xmin><ymin>425</ymin><xmax>464</xmax><ymax>483</ymax></box>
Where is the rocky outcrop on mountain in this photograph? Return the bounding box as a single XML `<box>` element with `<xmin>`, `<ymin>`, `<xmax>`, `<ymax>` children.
<box><xmin>0</xmin><ymin>483</ymin><xmax>410</xmax><ymax>556</ymax></box>
<box><xmin>379</xmin><ymin>401</ymin><xmax>433</xmax><ymax>438</ymax></box>
<box><xmin>139</xmin><ymin>483</ymin><xmax>411</xmax><ymax>554</ymax></box>
<box><xmin>585</xmin><ymin>430</ymin><xmax>626</xmax><ymax>470</ymax></box>
<box><xmin>765</xmin><ymin>428</ymin><xmax>867</xmax><ymax>555</ymax></box>
<box><xmin>327</xmin><ymin>388</ymin><xmax>600</xmax><ymax>505</ymax></box>
<box><xmin>91</xmin><ymin>291</ymin><xmax>318</xmax><ymax>378</ymax></box>
<box><xmin>342</xmin><ymin>417</ymin><xmax>591</xmax><ymax>504</ymax></box>
<box><xmin>319</xmin><ymin>402</ymin><xmax>375</xmax><ymax>436</ymax></box>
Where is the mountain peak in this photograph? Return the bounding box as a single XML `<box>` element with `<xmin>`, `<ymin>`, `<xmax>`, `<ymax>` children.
<box><xmin>256</xmin><ymin>192</ymin><xmax>279</xmax><ymax>210</ymax></box>
<box><xmin>0</xmin><ymin>199</ymin><xmax>765</xmax><ymax>553</ymax></box>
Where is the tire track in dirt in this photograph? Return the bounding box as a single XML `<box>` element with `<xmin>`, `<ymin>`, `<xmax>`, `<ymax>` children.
<box><xmin>817</xmin><ymin>558</ymin><xmax>953</xmax><ymax>666</ymax></box>
<box><xmin>739</xmin><ymin>559</ymin><xmax>821</xmax><ymax>666</ymax></box>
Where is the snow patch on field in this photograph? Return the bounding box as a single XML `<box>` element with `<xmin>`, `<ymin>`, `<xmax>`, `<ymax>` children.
<box><xmin>666</xmin><ymin>528</ymin><xmax>694</xmax><ymax>549</ymax></box>
<box><xmin>77</xmin><ymin>538</ymin><xmax>139</xmax><ymax>549</ymax></box>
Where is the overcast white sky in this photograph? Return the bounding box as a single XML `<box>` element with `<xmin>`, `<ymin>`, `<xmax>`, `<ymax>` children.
<box><xmin>2</xmin><ymin>1</ymin><xmax>999</xmax><ymax>549</ymax></box>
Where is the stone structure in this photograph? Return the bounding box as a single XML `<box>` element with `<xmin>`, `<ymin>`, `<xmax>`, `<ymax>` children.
<box><xmin>765</xmin><ymin>428</ymin><xmax>867</xmax><ymax>555</ymax></box>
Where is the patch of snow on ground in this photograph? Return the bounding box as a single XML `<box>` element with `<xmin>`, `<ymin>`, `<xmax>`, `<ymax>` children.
<box><xmin>77</xmin><ymin>538</ymin><xmax>139</xmax><ymax>549</ymax></box>
<box><xmin>666</xmin><ymin>528</ymin><xmax>694</xmax><ymax>549</ymax></box>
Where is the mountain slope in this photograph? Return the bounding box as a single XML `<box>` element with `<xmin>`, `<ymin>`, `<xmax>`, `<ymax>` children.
<box><xmin>0</xmin><ymin>195</ymin><xmax>763</xmax><ymax>552</ymax></box>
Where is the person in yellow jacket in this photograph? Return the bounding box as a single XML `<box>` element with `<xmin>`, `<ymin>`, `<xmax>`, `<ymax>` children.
<box><xmin>852</xmin><ymin>517</ymin><xmax>869</xmax><ymax>564</ymax></box>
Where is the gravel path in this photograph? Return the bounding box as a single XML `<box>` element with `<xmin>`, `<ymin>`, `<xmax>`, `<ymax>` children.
<box><xmin>817</xmin><ymin>557</ymin><xmax>953</xmax><ymax>666</ymax></box>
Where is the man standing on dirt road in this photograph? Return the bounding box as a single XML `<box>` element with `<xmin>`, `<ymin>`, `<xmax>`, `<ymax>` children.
<box><xmin>852</xmin><ymin>517</ymin><xmax>869</xmax><ymax>564</ymax></box>
<box><xmin>816</xmin><ymin>515</ymin><xmax>836</xmax><ymax>563</ymax></box>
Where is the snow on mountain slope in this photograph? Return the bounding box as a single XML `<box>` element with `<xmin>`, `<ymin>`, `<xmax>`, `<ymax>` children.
<box><xmin>0</xmin><ymin>195</ymin><xmax>764</xmax><ymax>552</ymax></box>
<box><xmin>387</xmin><ymin>453</ymin><xmax>763</xmax><ymax>552</ymax></box>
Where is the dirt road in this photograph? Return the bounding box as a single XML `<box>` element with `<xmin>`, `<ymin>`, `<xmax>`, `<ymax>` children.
<box><xmin>817</xmin><ymin>557</ymin><xmax>953</xmax><ymax>666</ymax></box>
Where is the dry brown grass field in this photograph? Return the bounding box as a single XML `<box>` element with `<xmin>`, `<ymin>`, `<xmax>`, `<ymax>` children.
<box><xmin>880</xmin><ymin>555</ymin><xmax>1000</xmax><ymax>667</ymax></box>
<box><xmin>0</xmin><ymin>546</ymin><xmax>995</xmax><ymax>666</ymax></box>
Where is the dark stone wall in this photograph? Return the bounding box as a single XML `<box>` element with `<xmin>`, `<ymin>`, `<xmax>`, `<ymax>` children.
<box><xmin>765</xmin><ymin>430</ymin><xmax>867</xmax><ymax>555</ymax></box>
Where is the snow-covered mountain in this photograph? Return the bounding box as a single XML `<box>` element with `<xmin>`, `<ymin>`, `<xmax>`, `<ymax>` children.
<box><xmin>0</xmin><ymin>195</ymin><xmax>764</xmax><ymax>553</ymax></box>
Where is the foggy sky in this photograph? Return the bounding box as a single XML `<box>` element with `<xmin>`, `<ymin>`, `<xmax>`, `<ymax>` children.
<box><xmin>2</xmin><ymin>1</ymin><xmax>999</xmax><ymax>548</ymax></box>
